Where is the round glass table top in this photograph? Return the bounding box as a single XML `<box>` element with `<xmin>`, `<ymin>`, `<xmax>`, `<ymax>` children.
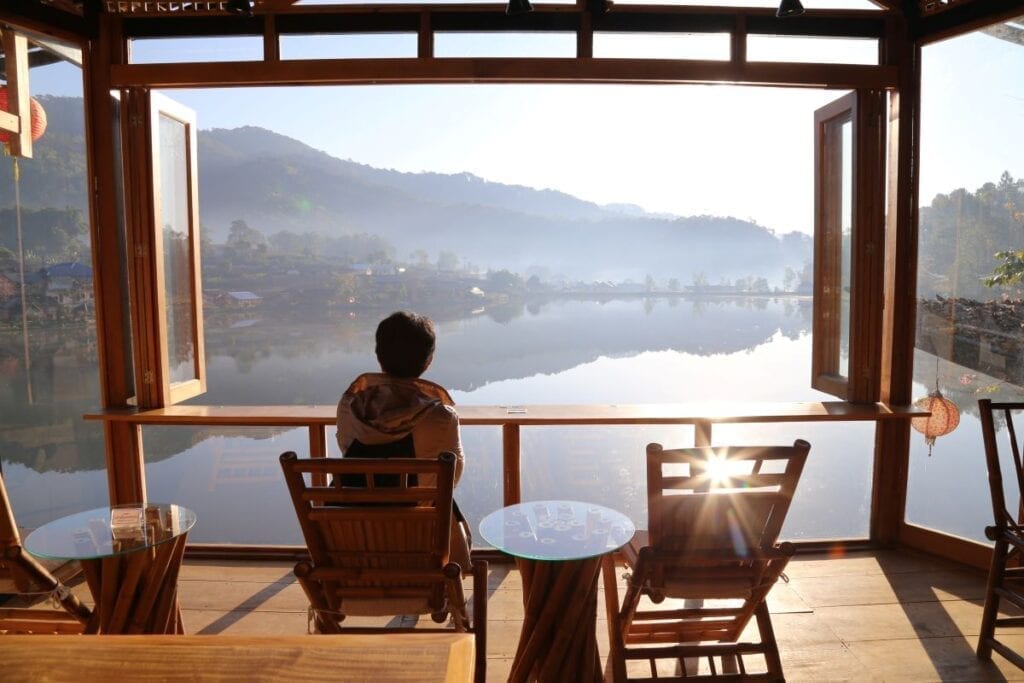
<box><xmin>478</xmin><ymin>500</ymin><xmax>635</xmax><ymax>561</ymax></box>
<box><xmin>23</xmin><ymin>503</ymin><xmax>197</xmax><ymax>561</ymax></box>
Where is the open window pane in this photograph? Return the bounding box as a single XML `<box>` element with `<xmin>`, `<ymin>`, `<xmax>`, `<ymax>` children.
<box><xmin>812</xmin><ymin>89</ymin><xmax>885</xmax><ymax>402</ymax></box>
<box><xmin>839</xmin><ymin>120</ymin><xmax>853</xmax><ymax>379</ymax></box>
<box><xmin>812</xmin><ymin>93</ymin><xmax>854</xmax><ymax>398</ymax></box>
<box><xmin>159</xmin><ymin>115</ymin><xmax>197</xmax><ymax>385</ymax></box>
<box><xmin>150</xmin><ymin>93</ymin><xmax>206</xmax><ymax>403</ymax></box>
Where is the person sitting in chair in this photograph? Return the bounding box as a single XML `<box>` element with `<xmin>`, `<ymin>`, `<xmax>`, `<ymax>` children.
<box><xmin>336</xmin><ymin>310</ymin><xmax>471</xmax><ymax>571</ymax></box>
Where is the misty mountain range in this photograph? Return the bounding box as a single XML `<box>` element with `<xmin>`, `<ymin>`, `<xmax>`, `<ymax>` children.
<box><xmin>1</xmin><ymin>95</ymin><xmax>811</xmax><ymax>283</ymax></box>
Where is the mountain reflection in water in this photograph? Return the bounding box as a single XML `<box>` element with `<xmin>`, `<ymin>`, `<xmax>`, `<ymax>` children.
<box><xmin>3</xmin><ymin>296</ymin><xmax>880</xmax><ymax>543</ymax></box>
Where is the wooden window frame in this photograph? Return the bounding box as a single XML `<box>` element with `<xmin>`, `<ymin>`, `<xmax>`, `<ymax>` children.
<box><xmin>122</xmin><ymin>88</ymin><xmax>206</xmax><ymax>407</ymax></box>
<box><xmin>813</xmin><ymin>89</ymin><xmax>887</xmax><ymax>403</ymax></box>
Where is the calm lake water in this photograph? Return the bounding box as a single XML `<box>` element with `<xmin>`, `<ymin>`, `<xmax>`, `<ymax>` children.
<box><xmin>0</xmin><ymin>295</ymin><xmax>1002</xmax><ymax>546</ymax></box>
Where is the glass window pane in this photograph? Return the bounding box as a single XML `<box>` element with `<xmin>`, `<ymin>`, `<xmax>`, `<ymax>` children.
<box><xmin>158</xmin><ymin>114</ymin><xmax>197</xmax><ymax>385</ymax></box>
<box><xmin>0</xmin><ymin>36</ymin><xmax>109</xmax><ymax>527</ymax></box>
<box><xmin>593</xmin><ymin>33</ymin><xmax>730</xmax><ymax>61</ymax></box>
<box><xmin>612</xmin><ymin>0</ymin><xmax>878</xmax><ymax>7</ymax></box>
<box><xmin>143</xmin><ymin>426</ymin><xmax>302</xmax><ymax>544</ymax></box>
<box><xmin>839</xmin><ymin>118</ymin><xmax>852</xmax><ymax>379</ymax></box>
<box><xmin>130</xmin><ymin>37</ymin><xmax>263</xmax><ymax>64</ymax></box>
<box><xmin>747</xmin><ymin>36</ymin><xmax>878</xmax><ymax>65</ymax></box>
<box><xmin>280</xmin><ymin>33</ymin><xmax>418</xmax><ymax>60</ymax></box>
<box><xmin>907</xmin><ymin>16</ymin><xmax>1024</xmax><ymax>541</ymax></box>
<box><xmin>434</xmin><ymin>32</ymin><xmax>576</xmax><ymax>58</ymax></box>
<box><xmin>714</xmin><ymin>422</ymin><xmax>873</xmax><ymax>540</ymax></box>
<box><xmin>156</xmin><ymin>82</ymin><xmax>858</xmax><ymax>543</ymax></box>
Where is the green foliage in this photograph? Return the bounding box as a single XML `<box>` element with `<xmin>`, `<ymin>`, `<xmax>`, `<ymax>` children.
<box><xmin>437</xmin><ymin>250</ymin><xmax>459</xmax><ymax>271</ymax></box>
<box><xmin>0</xmin><ymin>206</ymin><xmax>88</xmax><ymax>265</ymax></box>
<box><xmin>227</xmin><ymin>219</ymin><xmax>267</xmax><ymax>254</ymax></box>
<box><xmin>984</xmin><ymin>250</ymin><xmax>1024</xmax><ymax>287</ymax></box>
<box><xmin>919</xmin><ymin>171</ymin><xmax>1024</xmax><ymax>301</ymax></box>
<box><xmin>486</xmin><ymin>269</ymin><xmax>523</xmax><ymax>291</ymax></box>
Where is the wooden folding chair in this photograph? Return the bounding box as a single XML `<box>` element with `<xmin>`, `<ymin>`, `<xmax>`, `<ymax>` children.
<box><xmin>603</xmin><ymin>440</ymin><xmax>810</xmax><ymax>682</ymax></box>
<box><xmin>0</xmin><ymin>470</ymin><xmax>91</xmax><ymax>634</ymax></box>
<box><xmin>279</xmin><ymin>450</ymin><xmax>487</xmax><ymax>683</ymax></box>
<box><xmin>978</xmin><ymin>399</ymin><xmax>1024</xmax><ymax>670</ymax></box>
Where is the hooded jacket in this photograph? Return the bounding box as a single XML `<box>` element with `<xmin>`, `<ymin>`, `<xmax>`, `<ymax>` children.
<box><xmin>335</xmin><ymin>372</ymin><xmax>464</xmax><ymax>483</ymax></box>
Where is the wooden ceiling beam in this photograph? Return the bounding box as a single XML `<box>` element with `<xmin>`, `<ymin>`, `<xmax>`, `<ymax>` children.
<box><xmin>109</xmin><ymin>56</ymin><xmax>898</xmax><ymax>89</ymax></box>
<box><xmin>915</xmin><ymin>0</ymin><xmax>1024</xmax><ymax>43</ymax></box>
<box><xmin>0</xmin><ymin>0</ymin><xmax>91</xmax><ymax>42</ymax></box>
<box><xmin>117</xmin><ymin>6</ymin><xmax>889</xmax><ymax>39</ymax></box>
<box><xmin>982</xmin><ymin>19</ymin><xmax>1024</xmax><ymax>44</ymax></box>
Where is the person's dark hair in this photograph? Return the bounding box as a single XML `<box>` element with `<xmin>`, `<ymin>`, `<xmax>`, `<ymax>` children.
<box><xmin>375</xmin><ymin>311</ymin><xmax>436</xmax><ymax>378</ymax></box>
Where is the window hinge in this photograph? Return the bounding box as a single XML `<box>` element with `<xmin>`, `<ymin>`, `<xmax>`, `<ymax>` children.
<box><xmin>143</xmin><ymin>370</ymin><xmax>154</xmax><ymax>385</ymax></box>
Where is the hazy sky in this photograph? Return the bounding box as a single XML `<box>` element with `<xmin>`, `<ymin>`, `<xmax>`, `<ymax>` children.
<box><xmin>25</xmin><ymin>16</ymin><xmax>1023</xmax><ymax>236</ymax></box>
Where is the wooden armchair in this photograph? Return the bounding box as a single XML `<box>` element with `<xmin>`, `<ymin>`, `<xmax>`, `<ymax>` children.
<box><xmin>977</xmin><ymin>399</ymin><xmax>1024</xmax><ymax>670</ymax></box>
<box><xmin>279</xmin><ymin>451</ymin><xmax>487</xmax><ymax>682</ymax></box>
<box><xmin>0</xmin><ymin>470</ymin><xmax>91</xmax><ymax>634</ymax></box>
<box><xmin>602</xmin><ymin>440</ymin><xmax>810</xmax><ymax>681</ymax></box>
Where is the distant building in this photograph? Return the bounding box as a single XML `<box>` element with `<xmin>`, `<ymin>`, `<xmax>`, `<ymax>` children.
<box><xmin>224</xmin><ymin>291</ymin><xmax>262</xmax><ymax>308</ymax></box>
<box><xmin>43</xmin><ymin>262</ymin><xmax>93</xmax><ymax>280</ymax></box>
<box><xmin>0</xmin><ymin>273</ymin><xmax>17</xmax><ymax>301</ymax></box>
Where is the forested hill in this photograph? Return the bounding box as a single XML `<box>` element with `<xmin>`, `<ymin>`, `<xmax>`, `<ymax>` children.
<box><xmin>0</xmin><ymin>95</ymin><xmax>812</xmax><ymax>283</ymax></box>
<box><xmin>918</xmin><ymin>171</ymin><xmax>1024</xmax><ymax>301</ymax></box>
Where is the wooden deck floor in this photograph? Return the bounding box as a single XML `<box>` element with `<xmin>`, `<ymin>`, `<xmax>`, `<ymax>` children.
<box><xmin>153</xmin><ymin>549</ymin><xmax>1024</xmax><ymax>682</ymax></box>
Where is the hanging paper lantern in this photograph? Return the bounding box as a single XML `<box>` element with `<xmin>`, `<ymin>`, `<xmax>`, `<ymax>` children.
<box><xmin>911</xmin><ymin>390</ymin><xmax>961</xmax><ymax>456</ymax></box>
<box><xmin>0</xmin><ymin>86</ymin><xmax>48</xmax><ymax>147</ymax></box>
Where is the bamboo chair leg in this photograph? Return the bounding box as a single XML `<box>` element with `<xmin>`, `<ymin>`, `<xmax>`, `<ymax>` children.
<box><xmin>754</xmin><ymin>600</ymin><xmax>784</xmax><ymax>682</ymax></box>
<box><xmin>97</xmin><ymin>556</ymin><xmax>121</xmax><ymax>633</ymax></box>
<box><xmin>294</xmin><ymin>562</ymin><xmax>343</xmax><ymax>634</ymax></box>
<box><xmin>978</xmin><ymin>537</ymin><xmax>1008</xmax><ymax>660</ymax></box>
<box><xmin>472</xmin><ymin>559</ymin><xmax>488</xmax><ymax>683</ymax></box>
<box><xmin>602</xmin><ymin>554</ymin><xmax>627</xmax><ymax>683</ymax></box>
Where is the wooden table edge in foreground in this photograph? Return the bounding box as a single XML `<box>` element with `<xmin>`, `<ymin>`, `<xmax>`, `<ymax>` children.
<box><xmin>0</xmin><ymin>633</ymin><xmax>475</xmax><ymax>683</ymax></box>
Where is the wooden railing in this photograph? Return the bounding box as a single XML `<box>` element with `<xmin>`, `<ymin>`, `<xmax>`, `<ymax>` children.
<box><xmin>88</xmin><ymin>401</ymin><xmax>922</xmax><ymax>507</ymax></box>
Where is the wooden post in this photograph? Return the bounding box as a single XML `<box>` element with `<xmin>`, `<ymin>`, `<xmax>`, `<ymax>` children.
<box><xmin>263</xmin><ymin>14</ymin><xmax>279</xmax><ymax>63</ymax></box>
<box><xmin>503</xmin><ymin>423</ymin><xmax>521</xmax><ymax>506</ymax></box>
<box><xmin>418</xmin><ymin>10</ymin><xmax>433</xmax><ymax>59</ymax></box>
<box><xmin>83</xmin><ymin>14</ymin><xmax>146</xmax><ymax>504</ymax></box>
<box><xmin>309</xmin><ymin>424</ymin><xmax>328</xmax><ymax>487</ymax></box>
<box><xmin>873</xmin><ymin>17</ymin><xmax>919</xmax><ymax>546</ymax></box>
<box><xmin>695</xmin><ymin>421</ymin><xmax>712</xmax><ymax>448</ymax></box>
<box><xmin>1</xmin><ymin>30</ymin><xmax>33</xmax><ymax>158</ymax></box>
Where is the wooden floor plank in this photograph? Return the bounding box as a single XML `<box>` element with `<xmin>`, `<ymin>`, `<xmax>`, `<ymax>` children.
<box><xmin>53</xmin><ymin>549</ymin><xmax>1010</xmax><ymax>680</ymax></box>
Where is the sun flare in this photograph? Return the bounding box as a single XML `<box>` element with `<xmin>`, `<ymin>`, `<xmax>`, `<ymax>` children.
<box><xmin>704</xmin><ymin>453</ymin><xmax>732</xmax><ymax>485</ymax></box>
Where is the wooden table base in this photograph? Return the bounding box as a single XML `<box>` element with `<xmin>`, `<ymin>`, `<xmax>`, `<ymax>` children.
<box><xmin>510</xmin><ymin>556</ymin><xmax>604</xmax><ymax>683</ymax></box>
<box><xmin>79</xmin><ymin>533</ymin><xmax>188</xmax><ymax>634</ymax></box>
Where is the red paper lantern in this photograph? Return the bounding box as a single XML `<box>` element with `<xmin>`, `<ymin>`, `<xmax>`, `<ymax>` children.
<box><xmin>911</xmin><ymin>390</ymin><xmax>961</xmax><ymax>455</ymax></box>
<box><xmin>0</xmin><ymin>86</ymin><xmax>47</xmax><ymax>147</ymax></box>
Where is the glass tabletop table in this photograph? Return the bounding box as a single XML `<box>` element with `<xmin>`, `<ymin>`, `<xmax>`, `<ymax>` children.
<box><xmin>479</xmin><ymin>500</ymin><xmax>635</xmax><ymax>682</ymax></box>
<box><xmin>24</xmin><ymin>503</ymin><xmax>197</xmax><ymax>561</ymax></box>
<box><xmin>23</xmin><ymin>503</ymin><xmax>197</xmax><ymax>634</ymax></box>
<box><xmin>478</xmin><ymin>500</ymin><xmax>635</xmax><ymax>562</ymax></box>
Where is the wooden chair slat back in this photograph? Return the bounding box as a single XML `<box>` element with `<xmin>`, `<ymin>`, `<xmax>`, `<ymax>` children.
<box><xmin>647</xmin><ymin>440</ymin><xmax>809</xmax><ymax>553</ymax></box>
<box><xmin>1</xmin><ymin>470</ymin><xmax>21</xmax><ymax>547</ymax></box>
<box><xmin>979</xmin><ymin>400</ymin><xmax>1024</xmax><ymax>529</ymax></box>
<box><xmin>0</xmin><ymin>470</ymin><xmax>26</xmax><ymax>589</ymax></box>
<box><xmin>280</xmin><ymin>452</ymin><xmax>456</xmax><ymax>572</ymax></box>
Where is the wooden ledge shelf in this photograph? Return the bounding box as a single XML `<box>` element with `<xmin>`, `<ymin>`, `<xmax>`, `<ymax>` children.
<box><xmin>85</xmin><ymin>401</ymin><xmax>924</xmax><ymax>428</ymax></box>
<box><xmin>85</xmin><ymin>402</ymin><xmax>925</xmax><ymax>507</ymax></box>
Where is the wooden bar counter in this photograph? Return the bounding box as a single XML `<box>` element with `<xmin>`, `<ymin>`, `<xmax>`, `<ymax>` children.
<box><xmin>0</xmin><ymin>633</ymin><xmax>475</xmax><ymax>682</ymax></box>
